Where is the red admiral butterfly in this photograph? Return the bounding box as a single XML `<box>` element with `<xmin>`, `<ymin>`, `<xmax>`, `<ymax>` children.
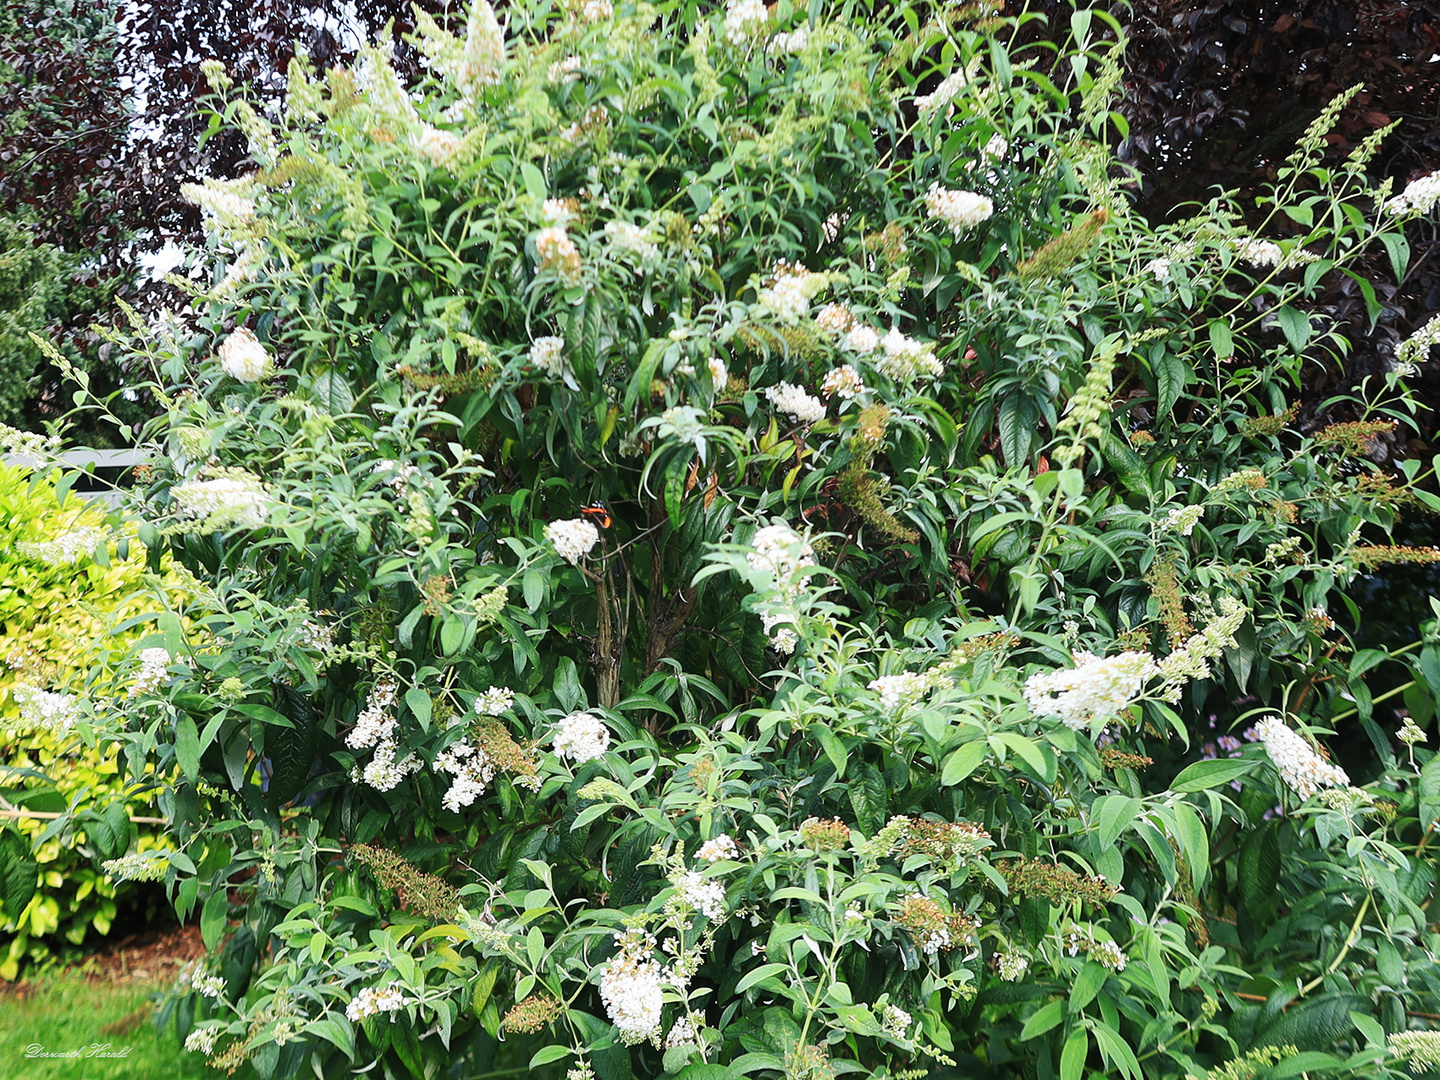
<box><xmin>579</xmin><ymin>502</ymin><xmax>612</xmax><ymax>529</ymax></box>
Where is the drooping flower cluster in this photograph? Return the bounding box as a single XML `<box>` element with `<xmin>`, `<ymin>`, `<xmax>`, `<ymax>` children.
<box><xmin>170</xmin><ymin>473</ymin><xmax>270</xmax><ymax>532</ymax></box>
<box><xmin>435</xmin><ymin>739</ymin><xmax>497</xmax><ymax>811</ymax></box>
<box><xmin>999</xmin><ymin>859</ymin><xmax>1119</xmax><ymax>906</ymax></box>
<box><xmin>820</xmin><ymin>365</ymin><xmax>865</xmax><ymax>399</ymax></box>
<box><xmin>745</xmin><ymin>523</ymin><xmax>817</xmax><ymax>653</ymax></box>
<box><xmin>765</xmin><ymin>382</ymin><xmax>826</xmax><ymax>424</ymax></box>
<box><xmin>101</xmin><ymin>851</ymin><xmax>169</xmax><ymax>882</ymax></box>
<box><xmin>1234</xmin><ymin>237</ymin><xmax>1283</xmax><ymax>268</ymax></box>
<box><xmin>553</xmin><ymin>710</ymin><xmax>610</xmax><ymax>763</ymax></box>
<box><xmin>1023</xmin><ymin>650</ymin><xmax>1159</xmax><ymax>730</ymax></box>
<box><xmin>218</xmin><ymin>327</ymin><xmax>272</xmax><ymax>382</ymax></box>
<box><xmin>600</xmin><ymin>936</ymin><xmax>665</xmax><ymax>1044</ymax></box>
<box><xmin>546</xmin><ymin>518</ymin><xmax>601</xmax><ymax>564</ymax></box>
<box><xmin>185</xmin><ymin>1026</ymin><xmax>222</xmax><ymax>1055</ymax></box>
<box><xmin>722</xmin><ymin>0</ymin><xmax>768</xmax><ymax>45</ymax></box>
<box><xmin>756</xmin><ymin>260</ymin><xmax>827</xmax><ymax>322</ymax></box>
<box><xmin>1161</xmin><ymin>505</ymin><xmax>1203</xmax><ymax>536</ymax></box>
<box><xmin>347</xmin><ymin>680</ymin><xmax>422</xmax><ymax>792</ymax></box>
<box><xmin>130</xmin><ymin>647</ymin><xmax>172</xmax><ymax>698</ymax></box>
<box><xmin>501</xmin><ymin>994</ymin><xmax>562</xmax><ymax>1034</ymax></box>
<box><xmin>1255</xmin><ymin>716</ymin><xmax>1349</xmax><ymax>799</ymax></box>
<box><xmin>673</xmin><ymin>871</ymin><xmax>726</xmax><ymax>919</ymax></box>
<box><xmin>11</xmin><ymin>683</ymin><xmax>81</xmax><ymax>733</ymax></box>
<box><xmin>697</xmin><ymin>834</ymin><xmax>739</xmax><ymax>862</ymax></box>
<box><xmin>1144</xmin><ymin>256</ymin><xmax>1173</xmax><ymax>281</ymax></box>
<box><xmin>1386</xmin><ymin>171</ymin><xmax>1440</xmax><ymax>216</ymax></box>
<box><xmin>1388</xmin><ymin>1030</ymin><xmax>1440</xmax><ymax>1074</ymax></box>
<box><xmin>180</xmin><ymin>176</ymin><xmax>257</xmax><ymax>235</ymax></box>
<box><xmin>535</xmin><ymin>225</ymin><xmax>583</xmax><ymax>284</ymax></box>
<box><xmin>666</xmin><ymin>1014</ymin><xmax>699</xmax><ymax>1048</ymax></box>
<box><xmin>706</xmin><ymin>356</ymin><xmax>728</xmax><ymax>388</ymax></box>
<box><xmin>1156</xmin><ymin>596</ymin><xmax>1247</xmax><ymax>692</ymax></box>
<box><xmin>193</xmin><ymin>973</ymin><xmax>228</xmax><ymax>999</ymax></box>
<box><xmin>924</xmin><ymin>183</ymin><xmax>993</xmax><ymax>237</ymax></box>
<box><xmin>16</xmin><ymin>526</ymin><xmax>105</xmax><ymax>566</ymax></box>
<box><xmin>345</xmin><ymin>983</ymin><xmax>409</xmax><ymax>1022</ymax></box>
<box><xmin>915</xmin><ymin>71</ymin><xmax>967</xmax><ymax>115</ymax></box>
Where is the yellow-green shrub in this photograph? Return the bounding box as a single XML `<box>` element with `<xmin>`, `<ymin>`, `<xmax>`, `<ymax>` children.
<box><xmin>0</xmin><ymin>465</ymin><xmax>179</xmax><ymax>978</ymax></box>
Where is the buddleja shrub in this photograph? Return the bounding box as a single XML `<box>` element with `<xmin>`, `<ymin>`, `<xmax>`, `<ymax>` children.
<box><xmin>22</xmin><ymin>0</ymin><xmax>1440</xmax><ymax>1076</ymax></box>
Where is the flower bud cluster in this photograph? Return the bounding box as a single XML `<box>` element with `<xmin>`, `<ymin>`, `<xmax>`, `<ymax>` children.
<box><xmin>893</xmin><ymin>893</ymin><xmax>976</xmax><ymax>955</ymax></box>
<box><xmin>102</xmin><ymin>851</ymin><xmax>169</xmax><ymax>882</ymax></box>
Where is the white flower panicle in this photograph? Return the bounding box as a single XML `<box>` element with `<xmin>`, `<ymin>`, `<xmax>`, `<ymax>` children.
<box><xmin>675</xmin><ymin>871</ymin><xmax>726</xmax><ymax>919</ymax></box>
<box><xmin>765</xmin><ymin>381</ymin><xmax>826</xmax><ymax>423</ymax></box>
<box><xmin>16</xmin><ymin>526</ymin><xmax>105</xmax><ymax>566</ymax></box>
<box><xmin>600</xmin><ymin>945</ymin><xmax>664</xmax><ymax>1044</ymax></box>
<box><xmin>541</xmin><ymin>198</ymin><xmax>575</xmax><ymax>224</ymax></box>
<box><xmin>722</xmin><ymin>0</ymin><xmax>768</xmax><ymax>44</ymax></box>
<box><xmin>756</xmin><ymin>261</ymin><xmax>827</xmax><ymax>323</ymax></box>
<box><xmin>1255</xmin><ymin>716</ymin><xmax>1349</xmax><ymax>799</ymax></box>
<box><xmin>359</xmin><ymin>740</ymin><xmax>422</xmax><ymax>792</ymax></box>
<box><xmin>1089</xmin><ymin>939</ymin><xmax>1127</xmax><ymax>972</ymax></box>
<box><xmin>435</xmin><ymin>739</ymin><xmax>496</xmax><ymax>811</ymax></box>
<box><xmin>546</xmin><ymin>518</ymin><xmax>601</xmax><ymax>564</ymax></box>
<box><xmin>193</xmin><ymin>973</ymin><xmax>227</xmax><ymax>999</ymax></box>
<box><xmin>1144</xmin><ymin>257</ymin><xmax>1172</xmax><ymax>281</ymax></box>
<box><xmin>218</xmin><ymin>327</ymin><xmax>272</xmax><ymax>382</ymax></box>
<box><xmin>915</xmin><ymin>71</ymin><xmax>967</xmax><ymax>115</ymax></box>
<box><xmin>1156</xmin><ymin>596</ymin><xmax>1247</xmax><ymax>691</ymax></box>
<box><xmin>747</xmin><ymin>524</ymin><xmax>815</xmax><ymax>581</ymax></box>
<box><xmin>821</xmin><ymin>365</ymin><xmax>865</xmax><ymax>399</ymax></box>
<box><xmin>697</xmin><ymin>834</ymin><xmax>739</xmax><ymax>862</ymax></box>
<box><xmin>666</xmin><ymin>1015</ymin><xmax>698</xmax><ymax>1048</ymax></box>
<box><xmin>868</xmin><ymin>672</ymin><xmax>932</xmax><ymax>711</ymax></box>
<box><xmin>102</xmin><ymin>851</ymin><xmax>169</xmax><ymax>882</ymax></box>
<box><xmin>925</xmin><ymin>184</ymin><xmax>993</xmax><ymax>237</ymax></box>
<box><xmin>171</xmin><ymin>474</ymin><xmax>270</xmax><ymax>531</ymax></box>
<box><xmin>875</xmin><ymin>326</ymin><xmax>942</xmax><ymax>382</ymax></box>
<box><xmin>130</xmin><ymin>647</ymin><xmax>172</xmax><ymax>698</ymax></box>
<box><xmin>11</xmin><ymin>684</ymin><xmax>80</xmax><ymax>733</ymax></box>
<box><xmin>1395</xmin><ymin>314</ymin><xmax>1440</xmax><ymax>377</ymax></box>
<box><xmin>181</xmin><ymin>177</ymin><xmax>257</xmax><ymax>235</ymax></box>
<box><xmin>996</xmin><ymin>951</ymin><xmax>1029</xmax><ymax>982</ymax></box>
<box><xmin>348</xmin><ymin>679</ymin><xmax>399</xmax><ymax>749</ymax></box>
<box><xmin>1234</xmin><ymin>237</ymin><xmax>1283</xmax><ymax>268</ymax></box>
<box><xmin>345</xmin><ymin>983</ymin><xmax>410</xmax><ymax>1022</ymax></box>
<box><xmin>604</xmin><ymin>220</ymin><xmax>660</xmax><ymax>267</ymax></box>
<box><xmin>881</xmin><ymin>1004</ymin><xmax>912</xmax><ymax>1038</ymax></box>
<box><xmin>814</xmin><ymin>303</ymin><xmax>854</xmax><ymax>336</ymax></box>
<box><xmin>554</xmin><ymin>711</ymin><xmax>610</xmax><ymax>763</ymax></box>
<box><xmin>580</xmin><ymin>0</ymin><xmax>613</xmax><ymax>20</ymax></box>
<box><xmin>1387</xmin><ymin>172</ymin><xmax>1440</xmax><ymax>216</ymax></box>
<box><xmin>1024</xmin><ymin>650</ymin><xmax>1159</xmax><ymax>730</ymax></box>
<box><xmin>767</xmin><ymin>27</ymin><xmax>808</xmax><ymax>53</ymax></box>
<box><xmin>844</xmin><ymin>325</ymin><xmax>881</xmax><ymax>356</ymax></box>
<box><xmin>1388</xmin><ymin>1031</ymin><xmax>1440</xmax><ymax>1074</ymax></box>
<box><xmin>529</xmin><ymin>336</ymin><xmax>567</xmax><ymax>376</ymax></box>
<box><xmin>412</xmin><ymin>125</ymin><xmax>464</xmax><ymax>169</ymax></box>
<box><xmin>707</xmin><ymin>356</ymin><xmax>728</xmax><ymax>388</ymax></box>
<box><xmin>474</xmin><ymin>686</ymin><xmax>515</xmax><ymax>716</ymax></box>
<box><xmin>185</xmin><ymin>1026</ymin><xmax>222</xmax><ymax>1055</ymax></box>
<box><xmin>1162</xmin><ymin>505</ymin><xmax>1203</xmax><ymax>536</ymax></box>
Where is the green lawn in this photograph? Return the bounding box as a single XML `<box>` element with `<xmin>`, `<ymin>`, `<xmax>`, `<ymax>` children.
<box><xmin>0</xmin><ymin>975</ymin><xmax>209</xmax><ymax>1080</ymax></box>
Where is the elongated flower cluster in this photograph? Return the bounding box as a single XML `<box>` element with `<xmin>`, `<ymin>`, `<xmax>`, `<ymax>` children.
<box><xmin>193</xmin><ymin>973</ymin><xmax>227</xmax><ymax>998</ymax></box>
<box><xmin>185</xmin><ymin>1026</ymin><xmax>222</xmax><ymax>1055</ymax></box>
<box><xmin>435</xmin><ymin>739</ymin><xmax>496</xmax><ymax>811</ymax></box>
<box><xmin>546</xmin><ymin>518</ymin><xmax>600</xmax><ymax>564</ymax></box>
<box><xmin>1255</xmin><ymin>716</ymin><xmax>1348</xmax><ymax>799</ymax></box>
<box><xmin>1388</xmin><ymin>1031</ymin><xmax>1440</xmax><ymax>1074</ymax></box>
<box><xmin>882</xmin><ymin>1004</ymin><xmax>911</xmax><ymax>1038</ymax></box>
<box><xmin>11</xmin><ymin>684</ymin><xmax>80</xmax><ymax>733</ymax></box>
<box><xmin>1024</xmin><ymin>650</ymin><xmax>1158</xmax><ymax>730</ymax></box>
<box><xmin>869</xmin><ymin>815</ymin><xmax>992</xmax><ymax>867</ymax></box>
<box><xmin>1234</xmin><ymin>237</ymin><xmax>1283</xmax><ymax>268</ymax></box>
<box><xmin>1387</xmin><ymin>171</ymin><xmax>1440</xmax><ymax>216</ymax></box>
<box><xmin>180</xmin><ymin>177</ymin><xmax>257</xmax><ymax>235</ymax></box>
<box><xmin>535</xmin><ymin>226</ymin><xmax>582</xmax><ymax>284</ymax></box>
<box><xmin>16</xmin><ymin>526</ymin><xmax>104</xmax><ymax>566</ymax></box>
<box><xmin>345</xmin><ymin>983</ymin><xmax>409</xmax><ymax>1022</ymax></box>
<box><xmin>996</xmin><ymin>951</ymin><xmax>1029</xmax><ymax>982</ymax></box>
<box><xmin>706</xmin><ymin>356</ymin><xmax>728</xmax><ymax>388</ymax></box>
<box><xmin>347</xmin><ymin>679</ymin><xmax>399</xmax><ymax>749</ymax></box>
<box><xmin>1156</xmin><ymin>596</ymin><xmax>1246</xmax><ymax>692</ymax></box>
<box><xmin>474</xmin><ymin>686</ymin><xmax>515</xmax><ymax>716</ymax></box>
<box><xmin>554</xmin><ymin>711</ymin><xmax>610</xmax><ymax>763</ymax></box>
<box><xmin>605</xmin><ymin>220</ymin><xmax>660</xmax><ymax>267</ymax></box>
<box><xmin>171</xmin><ymin>473</ymin><xmax>270</xmax><ymax>532</ymax></box>
<box><xmin>1395</xmin><ymin>314</ymin><xmax>1440</xmax><ymax>377</ymax></box>
<box><xmin>102</xmin><ymin>851</ymin><xmax>169</xmax><ymax>882</ymax></box>
<box><xmin>1162</xmin><ymin>505</ymin><xmax>1203</xmax><ymax>536</ymax></box>
<box><xmin>130</xmin><ymin>647</ymin><xmax>172</xmax><ymax>698</ymax></box>
<box><xmin>600</xmin><ymin>940</ymin><xmax>665</xmax><ymax>1044</ymax></box>
<box><xmin>218</xmin><ymin>327</ymin><xmax>272</xmax><ymax>382</ymax></box>
<box><xmin>674</xmin><ymin>871</ymin><xmax>726</xmax><ymax>919</ymax></box>
<box><xmin>765</xmin><ymin>382</ymin><xmax>826</xmax><ymax>423</ymax></box>
<box><xmin>915</xmin><ymin>71</ymin><xmax>967</xmax><ymax>115</ymax></box>
<box><xmin>1066</xmin><ymin>929</ymin><xmax>1127</xmax><ymax>971</ymax></box>
<box><xmin>925</xmin><ymin>184</ymin><xmax>993</xmax><ymax>237</ymax></box>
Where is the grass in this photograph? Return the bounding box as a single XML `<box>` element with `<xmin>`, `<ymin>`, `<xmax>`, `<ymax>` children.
<box><xmin>0</xmin><ymin>974</ymin><xmax>209</xmax><ymax>1080</ymax></box>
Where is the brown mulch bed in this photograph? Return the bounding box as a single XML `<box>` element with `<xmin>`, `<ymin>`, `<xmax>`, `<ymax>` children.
<box><xmin>0</xmin><ymin>922</ymin><xmax>205</xmax><ymax>1000</ymax></box>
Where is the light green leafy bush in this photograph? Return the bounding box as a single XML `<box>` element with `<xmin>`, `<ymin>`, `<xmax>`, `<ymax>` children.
<box><xmin>21</xmin><ymin>0</ymin><xmax>1440</xmax><ymax>1076</ymax></box>
<box><xmin>0</xmin><ymin>464</ymin><xmax>179</xmax><ymax>978</ymax></box>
